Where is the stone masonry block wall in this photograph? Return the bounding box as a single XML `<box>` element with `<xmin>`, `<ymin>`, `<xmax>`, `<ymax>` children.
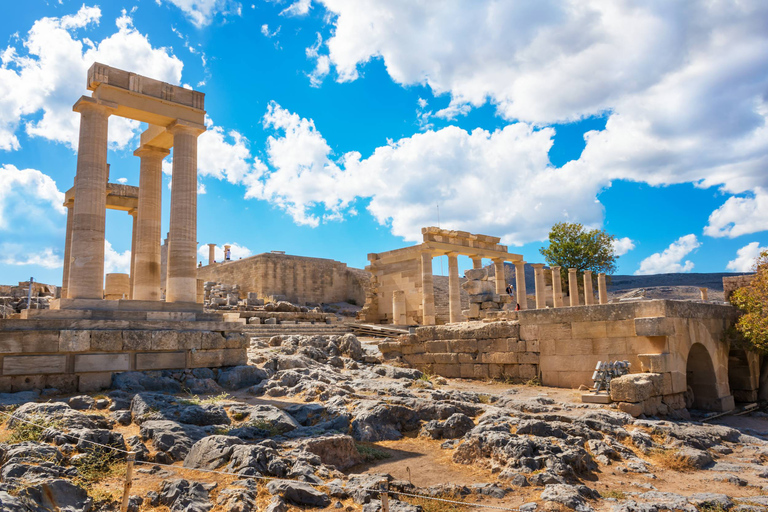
<box><xmin>366</xmin><ymin>257</ymin><xmax>424</xmax><ymax>325</ymax></box>
<box><xmin>723</xmin><ymin>274</ymin><xmax>754</xmax><ymax>302</ymax></box>
<box><xmin>197</xmin><ymin>253</ymin><xmax>368</xmax><ymax>306</ymax></box>
<box><xmin>0</xmin><ymin>323</ymin><xmax>249</xmax><ymax>394</ymax></box>
<box><xmin>379</xmin><ymin>321</ymin><xmax>539</xmax><ymax>381</ymax></box>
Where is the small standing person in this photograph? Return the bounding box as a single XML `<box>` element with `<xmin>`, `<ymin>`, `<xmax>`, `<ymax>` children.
<box><xmin>505</xmin><ymin>283</ymin><xmax>514</xmax><ymax>296</ymax></box>
<box><xmin>225</xmin><ymin>247</ymin><xmax>231</xmax><ymax>261</ymax></box>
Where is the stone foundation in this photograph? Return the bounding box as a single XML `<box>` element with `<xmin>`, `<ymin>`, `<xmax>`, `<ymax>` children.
<box><xmin>379</xmin><ymin>321</ymin><xmax>539</xmax><ymax>381</ymax></box>
<box><xmin>609</xmin><ymin>372</ymin><xmax>688</xmax><ymax>418</ymax></box>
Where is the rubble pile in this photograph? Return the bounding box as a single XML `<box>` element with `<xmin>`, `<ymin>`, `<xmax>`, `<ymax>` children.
<box><xmin>461</xmin><ymin>269</ymin><xmax>514</xmax><ymax>320</ymax></box>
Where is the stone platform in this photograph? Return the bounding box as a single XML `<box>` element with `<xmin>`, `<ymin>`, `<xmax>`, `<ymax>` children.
<box><xmin>0</xmin><ymin>305</ymin><xmax>248</xmax><ymax>394</ymax></box>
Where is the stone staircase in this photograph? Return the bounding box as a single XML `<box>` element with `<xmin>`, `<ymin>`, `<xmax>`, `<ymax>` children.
<box><xmin>243</xmin><ymin>323</ymin><xmax>352</xmax><ymax>338</ymax></box>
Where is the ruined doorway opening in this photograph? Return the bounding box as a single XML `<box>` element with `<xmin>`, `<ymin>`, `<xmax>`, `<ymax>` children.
<box><xmin>686</xmin><ymin>343</ymin><xmax>719</xmax><ymax>410</ymax></box>
<box><xmin>728</xmin><ymin>349</ymin><xmax>757</xmax><ymax>403</ymax></box>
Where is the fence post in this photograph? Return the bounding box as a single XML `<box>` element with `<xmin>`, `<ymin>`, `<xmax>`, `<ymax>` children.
<box><xmin>381</xmin><ymin>483</ymin><xmax>389</xmax><ymax>512</ymax></box>
<box><xmin>120</xmin><ymin>451</ymin><xmax>136</xmax><ymax>512</ymax></box>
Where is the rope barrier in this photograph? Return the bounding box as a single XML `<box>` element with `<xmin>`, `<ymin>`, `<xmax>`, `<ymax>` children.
<box><xmin>0</xmin><ymin>408</ymin><xmax>523</xmax><ymax>512</ymax></box>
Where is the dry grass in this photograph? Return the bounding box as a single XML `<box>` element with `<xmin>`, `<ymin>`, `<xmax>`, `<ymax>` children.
<box><xmin>648</xmin><ymin>448</ymin><xmax>698</xmax><ymax>472</ymax></box>
<box><xmin>401</xmin><ymin>491</ymin><xmax>468</xmax><ymax>512</ymax></box>
<box><xmin>601</xmin><ymin>489</ymin><xmax>627</xmax><ymax>500</ymax></box>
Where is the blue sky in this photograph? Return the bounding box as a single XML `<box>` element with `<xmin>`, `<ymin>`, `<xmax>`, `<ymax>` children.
<box><xmin>1</xmin><ymin>0</ymin><xmax>768</xmax><ymax>286</ymax></box>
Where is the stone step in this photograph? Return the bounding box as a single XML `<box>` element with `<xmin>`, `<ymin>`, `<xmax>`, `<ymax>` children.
<box><xmin>0</xmin><ymin>318</ymin><xmax>245</xmax><ymax>332</ymax></box>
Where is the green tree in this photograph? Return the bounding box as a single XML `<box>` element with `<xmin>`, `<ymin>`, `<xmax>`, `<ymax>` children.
<box><xmin>731</xmin><ymin>250</ymin><xmax>768</xmax><ymax>354</ymax></box>
<box><xmin>539</xmin><ymin>222</ymin><xmax>618</xmax><ymax>279</ymax></box>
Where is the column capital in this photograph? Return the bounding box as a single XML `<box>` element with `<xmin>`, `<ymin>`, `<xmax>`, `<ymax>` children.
<box><xmin>167</xmin><ymin>119</ymin><xmax>206</xmax><ymax>136</ymax></box>
<box><xmin>133</xmin><ymin>144</ymin><xmax>171</xmax><ymax>158</ymax></box>
<box><xmin>514</xmin><ymin>260</ymin><xmax>527</xmax><ymax>266</ymax></box>
<box><xmin>531</xmin><ymin>263</ymin><xmax>545</xmax><ymax>269</ymax></box>
<box><xmin>72</xmin><ymin>95</ymin><xmax>117</xmax><ymax>115</ymax></box>
<box><xmin>128</xmin><ymin>207</ymin><xmax>138</xmax><ymax>217</ymax></box>
<box><xmin>551</xmin><ymin>265</ymin><xmax>561</xmax><ymax>270</ymax></box>
<box><xmin>445</xmin><ymin>251</ymin><xmax>459</xmax><ymax>258</ymax></box>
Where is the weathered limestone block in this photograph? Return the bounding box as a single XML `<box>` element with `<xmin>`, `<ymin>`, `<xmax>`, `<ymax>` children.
<box><xmin>432</xmin><ymin>353</ymin><xmax>458</xmax><ymax>364</ymax></box>
<box><xmin>136</xmin><ymin>351</ymin><xmax>186</xmax><ymax>370</ymax></box>
<box><xmin>45</xmin><ymin>374</ymin><xmax>78</xmax><ymax>393</ymax></box>
<box><xmin>152</xmin><ymin>331</ymin><xmax>180</xmax><ymax>351</ymax></box>
<box><xmin>617</xmin><ymin>402</ymin><xmax>643</xmax><ymax>417</ymax></box>
<box><xmin>610</xmin><ymin>373</ymin><xmax>663</xmax><ymax>403</ymax></box>
<box><xmin>638</xmin><ymin>353</ymin><xmax>673</xmax><ymax>373</ymax></box>
<box><xmin>634</xmin><ymin>317</ymin><xmax>675</xmax><ymax>337</ymax></box>
<box><xmin>518</xmin><ymin>364</ymin><xmax>537</xmax><ymax>380</ymax></box>
<box><xmin>448</xmin><ymin>339</ymin><xmax>478</xmax><ymax>353</ymax></box>
<box><xmin>78</xmin><ymin>372</ymin><xmax>113</xmax><ymax>392</ymax></box>
<box><xmin>643</xmin><ymin>395</ymin><xmax>662</xmax><ymax>416</ymax></box>
<box><xmin>3</xmin><ymin>355</ymin><xmax>67</xmax><ymax>375</ymax></box>
<box><xmin>10</xmin><ymin>375</ymin><xmax>46</xmax><ymax>392</ymax></box>
<box><xmin>464</xmin><ymin>269</ymin><xmax>488</xmax><ymax>280</ymax></box>
<box><xmin>74</xmin><ymin>353</ymin><xmax>130</xmax><ymax>373</ymax></box>
<box><xmin>518</xmin><ymin>352</ymin><xmax>540</xmax><ymax>365</ymax></box>
<box><xmin>23</xmin><ymin>332</ymin><xmax>60</xmax><ymax>353</ymax></box>
<box><xmin>59</xmin><ymin>330</ymin><xmax>91</xmax><ymax>352</ymax></box>
<box><xmin>662</xmin><ymin>392</ymin><xmax>686</xmax><ymax>410</ymax></box>
<box><xmin>432</xmin><ymin>364</ymin><xmax>460</xmax><ymax>378</ymax></box>
<box><xmin>473</xmin><ymin>364</ymin><xmax>489</xmax><ymax>379</ymax></box>
<box><xmin>122</xmin><ymin>331</ymin><xmax>153</xmax><ymax>351</ymax></box>
<box><xmin>458</xmin><ymin>353</ymin><xmax>478</xmax><ymax>363</ymax></box>
<box><xmin>526</xmin><ymin>339</ymin><xmax>540</xmax><ymax>353</ymax></box>
<box><xmin>425</xmin><ymin>341</ymin><xmax>448</xmax><ymax>352</ymax></box>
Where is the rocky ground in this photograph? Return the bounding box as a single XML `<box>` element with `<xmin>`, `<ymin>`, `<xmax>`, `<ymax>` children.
<box><xmin>0</xmin><ymin>333</ymin><xmax>766</xmax><ymax>512</ymax></box>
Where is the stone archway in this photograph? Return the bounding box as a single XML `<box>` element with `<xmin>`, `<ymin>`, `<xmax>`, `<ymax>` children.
<box><xmin>686</xmin><ymin>343</ymin><xmax>720</xmax><ymax>410</ymax></box>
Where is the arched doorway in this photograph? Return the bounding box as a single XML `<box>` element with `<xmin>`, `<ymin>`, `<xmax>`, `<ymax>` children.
<box><xmin>728</xmin><ymin>349</ymin><xmax>757</xmax><ymax>403</ymax></box>
<box><xmin>686</xmin><ymin>343</ymin><xmax>719</xmax><ymax>410</ymax></box>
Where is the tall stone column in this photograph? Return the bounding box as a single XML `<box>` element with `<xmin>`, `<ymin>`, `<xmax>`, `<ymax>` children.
<box><xmin>132</xmin><ymin>145</ymin><xmax>169</xmax><ymax>301</ymax></box>
<box><xmin>224</xmin><ymin>244</ymin><xmax>232</xmax><ymax>261</ymax></box>
<box><xmin>493</xmin><ymin>259</ymin><xmax>506</xmax><ymax>295</ymax></box>
<box><xmin>448</xmin><ymin>253</ymin><xmax>462</xmax><ymax>323</ymax></box>
<box><xmin>61</xmin><ymin>202</ymin><xmax>74</xmax><ymax>299</ymax></box>
<box><xmin>472</xmin><ymin>257</ymin><xmax>483</xmax><ymax>270</ymax></box>
<box><xmin>597</xmin><ymin>273</ymin><xmax>608</xmax><ymax>304</ymax></box>
<box><xmin>551</xmin><ymin>266</ymin><xmax>563</xmax><ymax>308</ymax></box>
<box><xmin>514</xmin><ymin>261</ymin><xmax>527</xmax><ymax>310</ymax></box>
<box><xmin>532</xmin><ymin>263</ymin><xmax>546</xmax><ymax>309</ymax></box>
<box><xmin>68</xmin><ymin>97</ymin><xmax>115</xmax><ymax>300</ymax></box>
<box><xmin>583</xmin><ymin>270</ymin><xmax>594</xmax><ymax>305</ymax></box>
<box><xmin>568</xmin><ymin>268</ymin><xmax>580</xmax><ymax>306</ymax></box>
<box><xmin>207</xmin><ymin>243</ymin><xmax>216</xmax><ymax>265</ymax></box>
<box><xmin>420</xmin><ymin>252</ymin><xmax>436</xmax><ymax>325</ymax></box>
<box><xmin>166</xmin><ymin>121</ymin><xmax>204</xmax><ymax>303</ymax></box>
<box><xmin>392</xmin><ymin>290</ymin><xmax>406</xmax><ymax>325</ymax></box>
<box><xmin>128</xmin><ymin>208</ymin><xmax>138</xmax><ymax>299</ymax></box>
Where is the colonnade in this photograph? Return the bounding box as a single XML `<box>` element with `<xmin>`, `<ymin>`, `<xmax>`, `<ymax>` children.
<box><xmin>63</xmin><ymin>97</ymin><xmax>204</xmax><ymax>303</ymax></box>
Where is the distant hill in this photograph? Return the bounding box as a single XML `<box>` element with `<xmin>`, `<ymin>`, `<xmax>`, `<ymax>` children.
<box><xmin>606</xmin><ymin>272</ymin><xmax>750</xmax><ymax>292</ymax></box>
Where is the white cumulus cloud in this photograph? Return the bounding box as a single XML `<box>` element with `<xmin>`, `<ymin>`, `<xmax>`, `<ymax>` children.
<box><xmin>159</xmin><ymin>0</ymin><xmax>242</xmax><ymax>27</ymax></box>
<box><xmin>635</xmin><ymin>234</ymin><xmax>700</xmax><ymax>275</ymax></box>
<box><xmin>104</xmin><ymin>240</ymin><xmax>131</xmax><ymax>274</ymax></box>
<box><xmin>705</xmin><ymin>188</ymin><xmax>768</xmax><ymax>239</ymax></box>
<box><xmin>0</xmin><ymin>6</ymin><xmax>183</xmax><ymax>152</ymax></box>
<box><xmin>304</xmin><ymin>0</ymin><xmax>768</xmax><ymax>240</ymax></box>
<box><xmin>726</xmin><ymin>241</ymin><xmax>767</xmax><ymax>272</ymax></box>
<box><xmin>612</xmin><ymin>237</ymin><xmax>635</xmax><ymax>257</ymax></box>
<box><xmin>0</xmin><ymin>245</ymin><xmax>63</xmax><ymax>269</ymax></box>
<box><xmin>281</xmin><ymin>0</ymin><xmax>312</xmax><ymax>17</ymax></box>
<box><xmin>0</xmin><ymin>164</ymin><xmax>65</xmax><ymax>232</ymax></box>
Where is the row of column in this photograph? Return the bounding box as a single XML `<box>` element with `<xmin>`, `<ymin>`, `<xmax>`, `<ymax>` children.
<box><xmin>64</xmin><ymin>96</ymin><xmax>203</xmax><ymax>303</ymax></box>
<box><xmin>417</xmin><ymin>251</ymin><xmax>611</xmax><ymax>325</ymax></box>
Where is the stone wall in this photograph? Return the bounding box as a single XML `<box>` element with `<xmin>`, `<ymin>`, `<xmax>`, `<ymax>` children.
<box><xmin>723</xmin><ymin>274</ymin><xmax>754</xmax><ymax>302</ymax></box>
<box><xmin>0</xmin><ymin>312</ymin><xmax>249</xmax><ymax>394</ymax></box>
<box><xmin>379</xmin><ymin>321</ymin><xmax>539</xmax><ymax>381</ymax></box>
<box><xmin>197</xmin><ymin>253</ymin><xmax>369</xmax><ymax>306</ymax></box>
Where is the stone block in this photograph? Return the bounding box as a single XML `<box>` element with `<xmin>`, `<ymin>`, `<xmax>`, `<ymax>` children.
<box><xmin>526</xmin><ymin>339</ymin><xmax>540</xmax><ymax>353</ymax></box>
<box><xmin>538</xmin><ymin>323</ymin><xmax>572</xmax><ymax>340</ymax></box>
<box><xmin>670</xmin><ymin>371</ymin><xmax>687</xmax><ymax>394</ymax></box>
<box><xmin>0</xmin><ymin>332</ymin><xmax>23</xmax><ymax>353</ymax></box>
<box><xmin>404</xmin><ymin>354</ymin><xmax>431</xmax><ymax>365</ymax></box>
<box><xmin>610</xmin><ymin>373</ymin><xmax>663</xmax><ymax>403</ymax></box>
<box><xmin>147</xmin><ymin>312</ymin><xmax>196</xmax><ymax>321</ymax></box>
<box><xmin>605</xmin><ymin>320</ymin><xmax>635</xmax><ymax>338</ymax></box>
<box><xmin>662</xmin><ymin>392</ymin><xmax>686</xmax><ymax>410</ymax></box>
<box><xmin>590</xmin><ymin>337</ymin><xmax>628</xmax><ymax>355</ymax></box>
<box><xmin>91</xmin><ymin>330</ymin><xmax>123</xmax><ymax>352</ymax></box>
<box><xmin>45</xmin><ymin>374</ymin><xmax>78</xmax><ymax>393</ymax></box>
<box><xmin>643</xmin><ymin>395</ymin><xmax>662</xmax><ymax>416</ymax></box>
<box><xmin>458</xmin><ymin>353</ymin><xmax>478</xmax><ymax>364</ymax></box>
<box><xmin>425</xmin><ymin>341</ymin><xmax>448</xmax><ymax>353</ymax></box>
<box><xmin>74</xmin><ymin>353</ymin><xmax>130</xmax><ymax>373</ymax></box>
<box><xmin>518</xmin><ymin>324</ymin><xmax>539</xmax><ymax>340</ymax></box>
<box><xmin>59</xmin><ymin>330</ymin><xmax>91</xmax><ymax>352</ymax></box>
<box><xmin>509</xmin><ymin>339</ymin><xmax>526</xmax><ymax>352</ymax></box>
<box><xmin>225</xmin><ymin>332</ymin><xmax>250</xmax><ymax>349</ymax></box>
<box><xmin>152</xmin><ymin>331</ymin><xmax>180</xmax><ymax>351</ymax></box>
<box><xmin>473</xmin><ymin>364</ymin><xmax>489</xmax><ymax>379</ymax></box>
<box><xmin>638</xmin><ymin>353</ymin><xmax>673</xmax><ymax>373</ymax></box>
<box><xmin>502</xmin><ymin>364</ymin><xmax>519</xmax><ymax>379</ymax></box>
<box><xmin>572</xmin><ymin>321</ymin><xmax>607</xmax><ymax>339</ymax></box>
<box><xmin>459</xmin><ymin>364</ymin><xmax>475</xmax><ymax>378</ymax></box>
<box><xmin>488</xmin><ymin>363</ymin><xmax>503</xmax><ymax>379</ymax></box>
<box><xmin>484</xmin><ymin>352</ymin><xmax>517</xmax><ymax>364</ymax></box>
<box><xmin>136</xmin><ymin>351</ymin><xmax>187</xmax><ymax>370</ymax></box>
<box><xmin>432</xmin><ymin>353</ymin><xmax>458</xmax><ymax>364</ymax></box>
<box><xmin>3</xmin><ymin>355</ymin><xmax>67</xmax><ymax>375</ymax></box>
<box><xmin>617</xmin><ymin>402</ymin><xmax>644</xmax><ymax>417</ymax></box>
<box><xmin>78</xmin><ymin>372</ymin><xmax>113</xmax><ymax>393</ymax></box>
<box><xmin>555</xmin><ymin>338</ymin><xmax>594</xmax><ymax>356</ymax></box>
<box><xmin>518</xmin><ymin>352</ymin><xmax>539</xmax><ymax>365</ymax></box>
<box><xmin>122</xmin><ymin>330</ymin><xmax>153</xmax><ymax>351</ymax></box>
<box><xmin>449</xmin><ymin>339</ymin><xmax>478</xmax><ymax>353</ymax></box>
<box><xmin>190</xmin><ymin>349</ymin><xmax>224</xmax><ymax>368</ymax></box>
<box><xmin>222</xmin><ymin>348</ymin><xmax>247</xmax><ymax>366</ymax></box>
<box><xmin>10</xmin><ymin>375</ymin><xmax>45</xmax><ymax>392</ymax></box>
<box><xmin>634</xmin><ymin>317</ymin><xmax>675</xmax><ymax>337</ymax></box>
<box><xmin>433</xmin><ymin>364</ymin><xmax>460</xmax><ymax>378</ymax></box>
<box><xmin>468</xmin><ymin>303</ymin><xmax>480</xmax><ymax>318</ymax></box>
<box><xmin>518</xmin><ymin>364</ymin><xmax>537</xmax><ymax>380</ymax></box>
<box><xmin>581</xmin><ymin>393</ymin><xmax>612</xmax><ymax>404</ymax></box>
<box><xmin>19</xmin><ymin>331</ymin><xmax>59</xmax><ymax>353</ymax></box>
